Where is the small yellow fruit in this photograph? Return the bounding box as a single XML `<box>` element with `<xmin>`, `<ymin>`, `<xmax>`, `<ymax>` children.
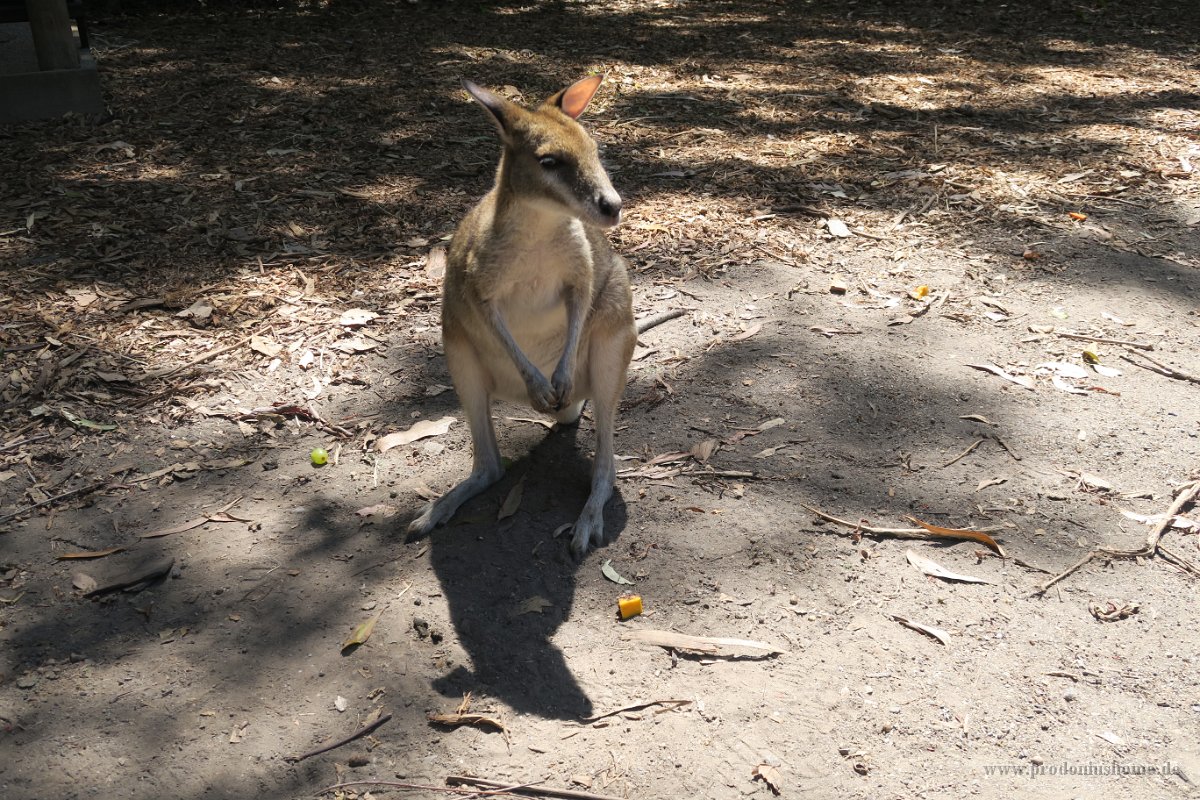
<box><xmin>617</xmin><ymin>594</ymin><xmax>643</xmax><ymax>620</ymax></box>
<box><xmin>310</xmin><ymin>447</ymin><xmax>329</xmax><ymax>466</ymax></box>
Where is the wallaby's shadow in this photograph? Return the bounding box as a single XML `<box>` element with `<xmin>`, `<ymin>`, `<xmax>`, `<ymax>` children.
<box><xmin>422</xmin><ymin>418</ymin><xmax>627</xmax><ymax>720</ymax></box>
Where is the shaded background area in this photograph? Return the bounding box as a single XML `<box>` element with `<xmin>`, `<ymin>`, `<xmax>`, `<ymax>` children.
<box><xmin>2</xmin><ymin>1</ymin><xmax>1199</xmax><ymax>799</ymax></box>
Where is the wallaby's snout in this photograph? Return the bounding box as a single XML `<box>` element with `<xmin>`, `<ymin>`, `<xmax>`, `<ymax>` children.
<box><xmin>594</xmin><ymin>190</ymin><xmax>622</xmax><ymax>227</ymax></box>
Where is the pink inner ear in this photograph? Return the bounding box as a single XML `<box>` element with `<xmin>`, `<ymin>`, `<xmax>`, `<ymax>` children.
<box><xmin>559</xmin><ymin>75</ymin><xmax>603</xmax><ymax>119</ymax></box>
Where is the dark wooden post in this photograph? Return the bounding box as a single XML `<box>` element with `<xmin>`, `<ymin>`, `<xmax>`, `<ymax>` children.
<box><xmin>25</xmin><ymin>0</ymin><xmax>80</xmax><ymax>71</ymax></box>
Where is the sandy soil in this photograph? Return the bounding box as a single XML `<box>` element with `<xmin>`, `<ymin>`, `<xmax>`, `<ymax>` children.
<box><xmin>2</xmin><ymin>1</ymin><xmax>1200</xmax><ymax>798</ymax></box>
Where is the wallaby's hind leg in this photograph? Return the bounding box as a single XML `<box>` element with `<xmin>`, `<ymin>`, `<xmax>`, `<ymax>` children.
<box><xmin>570</xmin><ymin>327</ymin><xmax>635</xmax><ymax>558</ymax></box>
<box><xmin>407</xmin><ymin>337</ymin><xmax>503</xmax><ymax>537</ymax></box>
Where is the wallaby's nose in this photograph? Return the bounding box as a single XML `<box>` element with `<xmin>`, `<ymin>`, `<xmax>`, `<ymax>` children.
<box><xmin>597</xmin><ymin>194</ymin><xmax>623</xmax><ymax>223</ymax></box>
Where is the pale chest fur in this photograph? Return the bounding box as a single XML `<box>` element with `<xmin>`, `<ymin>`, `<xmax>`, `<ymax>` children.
<box><xmin>479</xmin><ymin>221</ymin><xmax>593</xmax><ymax>368</ymax></box>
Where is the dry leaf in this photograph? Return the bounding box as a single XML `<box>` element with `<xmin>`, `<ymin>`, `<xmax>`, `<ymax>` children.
<box><xmin>141</xmin><ymin>497</ymin><xmax>244</xmax><ymax>538</ymax></box>
<box><xmin>890</xmin><ymin>614</ymin><xmax>951</xmax><ymax>645</ymax></box>
<box><xmin>512</xmin><ymin>595</ymin><xmax>552</xmax><ymax>616</ymax></box>
<box><xmin>497</xmin><ymin>478</ymin><xmax>525</xmax><ymax>520</ymax></box>
<box><xmin>1037</xmin><ymin>362</ymin><xmax>1089</xmax><ymax>379</ymax></box>
<box><xmin>376</xmin><ymin>416</ymin><xmax>456</xmax><ymax>453</ymax></box>
<box><xmin>1089</xmin><ymin>600</ymin><xmax>1138</xmax><ymax>622</ymax></box>
<box><xmin>1119</xmin><ymin>509</ymin><xmax>1198</xmax><ymax>531</ymax></box>
<box><xmin>965</xmin><ymin>362</ymin><xmax>1034</xmax><ymax>390</ymax></box>
<box><xmin>906</xmin><ymin>516</ymin><xmax>1006</xmax><ymax>556</ymax></box>
<box><xmin>690</xmin><ymin>438</ymin><xmax>719</xmax><ymax>462</ymax></box>
<box><xmin>730</xmin><ymin>322</ymin><xmax>762</xmax><ymax>341</ymax></box>
<box><xmin>355</xmin><ymin>503</ymin><xmax>400</xmax><ymax>518</ymax></box>
<box><xmin>249</xmin><ymin>335</ymin><xmax>281</xmax><ymax>358</ymax></box>
<box><xmin>72</xmin><ymin>572</ymin><xmax>98</xmax><ymax>593</ymax></box>
<box><xmin>624</xmin><ymin>629</ymin><xmax>785</xmax><ymax>656</ymax></box>
<box><xmin>338</xmin><ymin>308</ymin><xmax>378</xmax><ymax>327</ymax></box>
<box><xmin>342</xmin><ymin>612</ymin><xmax>381</xmax><ymax>651</ymax></box>
<box><xmin>1080</xmin><ymin>473</ymin><xmax>1114</xmax><ymax>493</ymax></box>
<box><xmin>905</xmin><ymin>549</ymin><xmax>992</xmax><ymax>584</ymax></box>
<box><xmin>601</xmin><ymin>560</ymin><xmax>634</xmax><ymax>585</ymax></box>
<box><xmin>976</xmin><ymin>476</ymin><xmax>1008</xmax><ymax>491</ymax></box>
<box><xmin>753</xmin><ymin>764</ymin><xmax>784</xmax><ymax>795</ymax></box>
<box><xmin>826</xmin><ymin>218</ymin><xmax>852</xmax><ymax>237</ymax></box>
<box><xmin>1051</xmin><ymin>375</ymin><xmax>1089</xmax><ymax>395</ymax></box>
<box><xmin>57</xmin><ymin>547</ymin><xmax>125</xmax><ymax>560</ymax></box>
<box><xmin>333</xmin><ymin>336</ymin><xmax>378</xmax><ymax>353</ymax></box>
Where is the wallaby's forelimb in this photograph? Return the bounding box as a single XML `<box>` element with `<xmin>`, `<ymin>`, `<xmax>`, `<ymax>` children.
<box><xmin>483</xmin><ymin>301</ymin><xmax>557</xmax><ymax>413</ymax></box>
<box><xmin>551</xmin><ymin>287</ymin><xmax>588</xmax><ymax>410</ymax></box>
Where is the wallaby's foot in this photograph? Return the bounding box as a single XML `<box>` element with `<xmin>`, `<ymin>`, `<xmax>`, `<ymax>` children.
<box><xmin>406</xmin><ymin>503</ymin><xmax>441</xmax><ymax>539</ymax></box>
<box><xmin>554</xmin><ymin>400</ymin><xmax>586</xmax><ymax>426</ymax></box>
<box><xmin>405</xmin><ymin>466</ymin><xmax>503</xmax><ymax>539</ymax></box>
<box><xmin>569</xmin><ymin>505</ymin><xmax>606</xmax><ymax>559</ymax></box>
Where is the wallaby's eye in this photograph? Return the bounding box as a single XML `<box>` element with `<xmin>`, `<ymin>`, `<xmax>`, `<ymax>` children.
<box><xmin>538</xmin><ymin>156</ymin><xmax>562</xmax><ymax>169</ymax></box>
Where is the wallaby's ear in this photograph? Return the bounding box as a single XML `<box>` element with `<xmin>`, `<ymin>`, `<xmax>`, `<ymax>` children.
<box><xmin>463</xmin><ymin>79</ymin><xmax>511</xmax><ymax>136</ymax></box>
<box><xmin>549</xmin><ymin>75</ymin><xmax>604</xmax><ymax>120</ymax></box>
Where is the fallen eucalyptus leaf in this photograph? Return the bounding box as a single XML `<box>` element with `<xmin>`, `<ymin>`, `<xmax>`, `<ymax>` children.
<box><xmin>376</xmin><ymin>416</ymin><xmax>456</xmax><ymax>453</ymax></box>
<box><xmin>905</xmin><ymin>549</ymin><xmax>992</xmax><ymax>584</ymax></box>
<box><xmin>342</xmin><ymin>612</ymin><xmax>382</xmax><ymax>652</ymax></box>
<box><xmin>497</xmin><ymin>478</ymin><xmax>525</xmax><ymax>521</ymax></box>
<box><xmin>601</xmin><ymin>560</ymin><xmax>634</xmax><ymax>586</ymax></box>
<box><xmin>890</xmin><ymin>614</ymin><xmax>951</xmax><ymax>645</ymax></box>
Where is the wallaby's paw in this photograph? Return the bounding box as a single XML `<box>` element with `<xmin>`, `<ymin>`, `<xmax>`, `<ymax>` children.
<box><xmin>551</xmin><ymin>370</ymin><xmax>574</xmax><ymax>411</ymax></box>
<box><xmin>569</xmin><ymin>509</ymin><xmax>605</xmax><ymax>559</ymax></box>
<box><xmin>525</xmin><ymin>374</ymin><xmax>557</xmax><ymax>414</ymax></box>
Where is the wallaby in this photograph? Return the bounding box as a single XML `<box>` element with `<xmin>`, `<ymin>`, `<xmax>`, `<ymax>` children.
<box><xmin>407</xmin><ymin>76</ymin><xmax>637</xmax><ymax>558</ymax></box>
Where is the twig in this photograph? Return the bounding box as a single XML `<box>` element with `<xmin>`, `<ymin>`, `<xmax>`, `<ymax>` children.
<box><xmin>1053</xmin><ymin>331</ymin><xmax>1154</xmax><ymax>351</ymax></box>
<box><xmin>286</xmin><ymin>712</ymin><xmax>392</xmax><ymax>763</ymax></box>
<box><xmin>1157</xmin><ymin>544</ymin><xmax>1200</xmax><ymax>578</ymax></box>
<box><xmin>0</xmin><ymin>479</ymin><xmax>109</xmax><ymax>527</ymax></box>
<box><xmin>0</xmin><ymin>433</ymin><xmax>51</xmax><ymax>454</ymax></box>
<box><xmin>315</xmin><ymin>779</ymin><xmax>542</xmax><ymax>797</ymax></box>
<box><xmin>1141</xmin><ymin>480</ymin><xmax>1200</xmax><ymax>554</ymax></box>
<box><xmin>446</xmin><ymin>776</ymin><xmax>628</xmax><ymax>800</ymax></box>
<box><xmin>800</xmin><ymin>504</ymin><xmax>1004</xmax><ymax>553</ymax></box>
<box><xmin>142</xmin><ymin>336</ymin><xmax>253</xmax><ymax>381</ymax></box>
<box><xmin>1033</xmin><ymin>551</ymin><xmax>1097</xmax><ymax>595</ymax></box>
<box><xmin>693</xmin><ymin>469</ymin><xmax>760</xmax><ymax>479</ymax></box>
<box><xmin>941</xmin><ymin>438</ymin><xmax>984</xmax><ymax>468</ymax></box>
<box><xmin>578</xmin><ymin>698</ymin><xmax>692</xmax><ymax>724</ymax></box>
<box><xmin>1034</xmin><ymin>480</ymin><xmax>1200</xmax><ymax>594</ymax></box>
<box><xmin>636</xmin><ymin>308</ymin><xmax>688</xmax><ymax>334</ymax></box>
<box><xmin>1120</xmin><ymin>351</ymin><xmax>1200</xmax><ymax>385</ymax></box>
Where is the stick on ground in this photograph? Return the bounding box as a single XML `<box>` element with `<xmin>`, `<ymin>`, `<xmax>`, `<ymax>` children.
<box><xmin>636</xmin><ymin>308</ymin><xmax>688</xmax><ymax>335</ymax></box>
<box><xmin>286</xmin><ymin>711</ymin><xmax>392</xmax><ymax>763</ymax></box>
<box><xmin>446</xmin><ymin>776</ymin><xmax>628</xmax><ymax>800</ymax></box>
<box><xmin>1034</xmin><ymin>479</ymin><xmax>1200</xmax><ymax>594</ymax></box>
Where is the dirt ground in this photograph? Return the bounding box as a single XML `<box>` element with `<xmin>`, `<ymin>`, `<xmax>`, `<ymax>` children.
<box><xmin>3</xmin><ymin>1</ymin><xmax>1200</xmax><ymax>798</ymax></box>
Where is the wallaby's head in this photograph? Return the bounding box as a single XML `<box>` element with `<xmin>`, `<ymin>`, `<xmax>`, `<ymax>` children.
<box><xmin>463</xmin><ymin>76</ymin><xmax>623</xmax><ymax>229</ymax></box>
